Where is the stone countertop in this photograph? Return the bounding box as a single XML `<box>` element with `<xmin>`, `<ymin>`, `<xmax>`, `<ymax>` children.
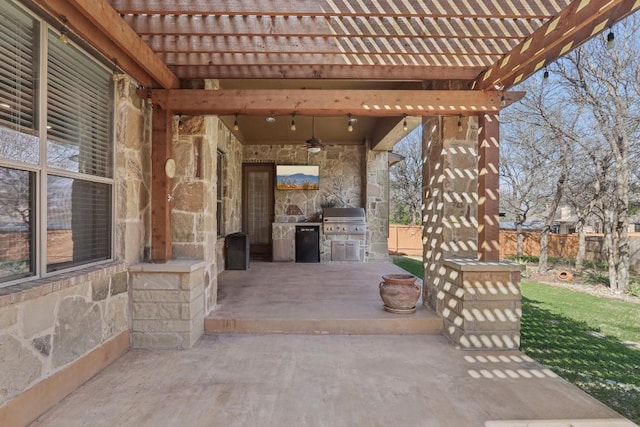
<box><xmin>273</xmin><ymin>222</ymin><xmax>322</xmax><ymax>226</ymax></box>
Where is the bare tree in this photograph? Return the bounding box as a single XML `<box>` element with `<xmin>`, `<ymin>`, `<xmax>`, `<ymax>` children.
<box><xmin>389</xmin><ymin>128</ymin><xmax>422</xmax><ymax>225</ymax></box>
<box><xmin>550</xmin><ymin>17</ymin><xmax>640</xmax><ymax>290</ymax></box>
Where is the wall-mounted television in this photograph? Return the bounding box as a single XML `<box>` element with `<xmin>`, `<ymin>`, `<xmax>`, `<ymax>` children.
<box><xmin>276</xmin><ymin>165</ymin><xmax>319</xmax><ymax>190</ymax></box>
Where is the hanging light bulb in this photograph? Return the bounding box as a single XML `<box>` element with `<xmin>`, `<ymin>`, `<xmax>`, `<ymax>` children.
<box><xmin>59</xmin><ymin>16</ymin><xmax>70</xmax><ymax>44</ymax></box>
<box><xmin>146</xmin><ymin>88</ymin><xmax>153</xmax><ymax>106</ymax></box>
<box><xmin>543</xmin><ymin>67</ymin><xmax>549</xmax><ymax>80</ymax></box>
<box><xmin>233</xmin><ymin>113</ymin><xmax>239</xmax><ymax>131</ymax></box>
<box><xmin>606</xmin><ymin>27</ymin><xmax>615</xmax><ymax>49</ymax></box>
<box><xmin>500</xmin><ymin>92</ymin><xmax>506</xmax><ymax>107</ymax></box>
<box><xmin>347</xmin><ymin>114</ymin><xmax>354</xmax><ymax>132</ymax></box>
<box><xmin>402</xmin><ymin>114</ymin><xmax>408</xmax><ymax>132</ymax></box>
<box><xmin>290</xmin><ymin>114</ymin><xmax>296</xmax><ymax>131</ymax></box>
<box><xmin>457</xmin><ymin>115</ymin><xmax>463</xmax><ymax>132</ymax></box>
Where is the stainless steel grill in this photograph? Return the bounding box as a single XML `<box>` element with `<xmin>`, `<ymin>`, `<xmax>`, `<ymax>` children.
<box><xmin>322</xmin><ymin>208</ymin><xmax>366</xmax><ymax>235</ymax></box>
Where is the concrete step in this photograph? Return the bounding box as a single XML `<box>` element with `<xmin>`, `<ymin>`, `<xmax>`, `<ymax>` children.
<box><xmin>205</xmin><ymin>308</ymin><xmax>443</xmax><ymax>335</ymax></box>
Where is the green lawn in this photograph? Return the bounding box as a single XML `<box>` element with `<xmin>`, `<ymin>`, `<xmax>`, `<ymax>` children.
<box><xmin>391</xmin><ymin>256</ymin><xmax>640</xmax><ymax>423</ymax></box>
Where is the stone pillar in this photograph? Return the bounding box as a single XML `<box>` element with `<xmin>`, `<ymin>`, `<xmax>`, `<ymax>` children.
<box><xmin>438</xmin><ymin>259</ymin><xmax>522</xmax><ymax>350</ymax></box>
<box><xmin>422</xmin><ymin>116</ymin><xmax>478</xmax><ymax>307</ymax></box>
<box><xmin>365</xmin><ymin>149</ymin><xmax>389</xmax><ymax>261</ymax></box>
<box><xmin>421</xmin><ymin>115</ymin><xmax>522</xmax><ymax>350</ymax></box>
<box><xmin>129</xmin><ymin>260</ymin><xmax>205</xmax><ymax>349</ymax></box>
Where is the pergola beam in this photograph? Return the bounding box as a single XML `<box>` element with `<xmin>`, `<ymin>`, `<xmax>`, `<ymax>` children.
<box><xmin>144</xmin><ymin>35</ymin><xmax>512</xmax><ymax>56</ymax></box>
<box><xmin>64</xmin><ymin>0</ymin><xmax>180</xmax><ymax>89</ymax></box>
<box><xmin>123</xmin><ymin>15</ymin><xmax>541</xmax><ymax>40</ymax></box>
<box><xmin>111</xmin><ymin>0</ymin><xmax>564</xmax><ymax>19</ymax></box>
<box><xmin>477</xmin><ymin>0</ymin><xmax>640</xmax><ymax>90</ymax></box>
<box><xmin>151</xmin><ymin>89</ymin><xmax>525</xmax><ymax>116</ymax></box>
<box><xmin>171</xmin><ymin>65</ymin><xmax>483</xmax><ymax>80</ymax></box>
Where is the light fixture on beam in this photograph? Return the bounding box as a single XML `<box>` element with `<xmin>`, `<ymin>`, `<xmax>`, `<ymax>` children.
<box><xmin>58</xmin><ymin>16</ymin><xmax>70</xmax><ymax>44</ymax></box>
<box><xmin>457</xmin><ymin>115</ymin><xmax>463</xmax><ymax>132</ymax></box>
<box><xmin>606</xmin><ymin>27</ymin><xmax>615</xmax><ymax>49</ymax></box>
<box><xmin>266</xmin><ymin>116</ymin><xmax>276</xmax><ymax>123</ymax></box>
<box><xmin>290</xmin><ymin>114</ymin><xmax>296</xmax><ymax>131</ymax></box>
<box><xmin>500</xmin><ymin>92</ymin><xmax>506</xmax><ymax>107</ymax></box>
<box><xmin>233</xmin><ymin>113</ymin><xmax>239</xmax><ymax>131</ymax></box>
<box><xmin>347</xmin><ymin>114</ymin><xmax>356</xmax><ymax>132</ymax></box>
<box><xmin>402</xmin><ymin>114</ymin><xmax>408</xmax><ymax>132</ymax></box>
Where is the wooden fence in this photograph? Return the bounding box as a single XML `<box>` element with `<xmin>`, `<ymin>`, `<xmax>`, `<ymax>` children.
<box><xmin>388</xmin><ymin>224</ymin><xmax>640</xmax><ymax>270</ymax></box>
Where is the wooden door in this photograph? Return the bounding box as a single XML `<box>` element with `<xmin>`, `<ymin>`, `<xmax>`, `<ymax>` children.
<box><xmin>242</xmin><ymin>163</ymin><xmax>275</xmax><ymax>260</ymax></box>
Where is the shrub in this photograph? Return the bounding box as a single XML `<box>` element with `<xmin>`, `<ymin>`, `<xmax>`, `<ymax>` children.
<box><xmin>628</xmin><ymin>281</ymin><xmax>640</xmax><ymax>297</ymax></box>
<box><xmin>586</xmin><ymin>271</ymin><xmax>610</xmax><ymax>286</ymax></box>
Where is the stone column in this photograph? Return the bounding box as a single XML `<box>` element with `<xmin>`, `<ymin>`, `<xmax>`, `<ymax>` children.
<box><xmin>421</xmin><ymin>115</ymin><xmax>522</xmax><ymax>350</ymax></box>
<box><xmin>129</xmin><ymin>260</ymin><xmax>206</xmax><ymax>349</ymax></box>
<box><xmin>365</xmin><ymin>149</ymin><xmax>389</xmax><ymax>261</ymax></box>
<box><xmin>422</xmin><ymin>115</ymin><xmax>478</xmax><ymax>307</ymax></box>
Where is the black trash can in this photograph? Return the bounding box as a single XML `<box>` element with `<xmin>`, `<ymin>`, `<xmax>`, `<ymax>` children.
<box><xmin>225</xmin><ymin>232</ymin><xmax>249</xmax><ymax>270</ymax></box>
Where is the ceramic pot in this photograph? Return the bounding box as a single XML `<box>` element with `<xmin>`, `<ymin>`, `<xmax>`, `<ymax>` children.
<box><xmin>381</xmin><ymin>273</ymin><xmax>417</xmax><ymax>286</ymax></box>
<box><xmin>379</xmin><ymin>280</ymin><xmax>421</xmax><ymax>314</ymax></box>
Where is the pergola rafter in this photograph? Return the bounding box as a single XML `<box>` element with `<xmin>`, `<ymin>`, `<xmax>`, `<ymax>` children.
<box><xmin>33</xmin><ymin>0</ymin><xmax>633</xmax><ymax>87</ymax></box>
<box><xmin>109</xmin><ymin>0</ymin><xmax>567</xmax><ymax>19</ymax></box>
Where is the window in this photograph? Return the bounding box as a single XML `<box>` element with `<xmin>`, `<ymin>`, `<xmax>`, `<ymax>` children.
<box><xmin>0</xmin><ymin>0</ymin><xmax>113</xmax><ymax>286</ymax></box>
<box><xmin>216</xmin><ymin>150</ymin><xmax>225</xmax><ymax>237</ymax></box>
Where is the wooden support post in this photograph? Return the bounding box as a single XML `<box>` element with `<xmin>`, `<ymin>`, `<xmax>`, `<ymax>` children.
<box><xmin>478</xmin><ymin>113</ymin><xmax>500</xmax><ymax>262</ymax></box>
<box><xmin>151</xmin><ymin>105</ymin><xmax>173</xmax><ymax>262</ymax></box>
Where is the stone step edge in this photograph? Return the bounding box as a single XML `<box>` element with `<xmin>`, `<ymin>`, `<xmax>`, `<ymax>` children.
<box><xmin>204</xmin><ymin>317</ymin><xmax>443</xmax><ymax>335</ymax></box>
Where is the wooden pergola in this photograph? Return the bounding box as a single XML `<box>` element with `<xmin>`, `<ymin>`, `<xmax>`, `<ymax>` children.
<box><xmin>30</xmin><ymin>0</ymin><xmax>640</xmax><ymax>261</ymax></box>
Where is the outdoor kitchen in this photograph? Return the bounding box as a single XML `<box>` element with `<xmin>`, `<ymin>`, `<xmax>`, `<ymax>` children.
<box><xmin>245</xmin><ymin>143</ymin><xmax>389</xmax><ymax>263</ymax></box>
<box><xmin>273</xmin><ymin>207</ymin><xmax>367</xmax><ymax>263</ymax></box>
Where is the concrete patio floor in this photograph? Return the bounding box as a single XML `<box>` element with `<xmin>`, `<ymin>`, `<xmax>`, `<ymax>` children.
<box><xmin>31</xmin><ymin>261</ymin><xmax>634</xmax><ymax>426</ymax></box>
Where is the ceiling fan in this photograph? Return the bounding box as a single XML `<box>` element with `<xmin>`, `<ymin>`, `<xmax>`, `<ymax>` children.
<box><xmin>305</xmin><ymin>116</ymin><xmax>323</xmax><ymax>153</ymax></box>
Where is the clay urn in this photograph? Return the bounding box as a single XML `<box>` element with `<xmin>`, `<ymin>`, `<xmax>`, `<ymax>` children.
<box><xmin>379</xmin><ymin>274</ymin><xmax>421</xmax><ymax>314</ymax></box>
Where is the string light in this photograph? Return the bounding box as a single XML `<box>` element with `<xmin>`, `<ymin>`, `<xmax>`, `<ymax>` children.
<box><xmin>402</xmin><ymin>114</ymin><xmax>408</xmax><ymax>132</ymax></box>
<box><xmin>146</xmin><ymin>88</ymin><xmax>153</xmax><ymax>106</ymax></box>
<box><xmin>347</xmin><ymin>114</ymin><xmax>354</xmax><ymax>132</ymax></box>
<box><xmin>543</xmin><ymin>67</ymin><xmax>549</xmax><ymax>80</ymax></box>
<box><xmin>606</xmin><ymin>27</ymin><xmax>615</xmax><ymax>49</ymax></box>
<box><xmin>233</xmin><ymin>113</ymin><xmax>239</xmax><ymax>131</ymax></box>
<box><xmin>59</xmin><ymin>16</ymin><xmax>69</xmax><ymax>44</ymax></box>
<box><xmin>457</xmin><ymin>115</ymin><xmax>463</xmax><ymax>132</ymax></box>
<box><xmin>500</xmin><ymin>92</ymin><xmax>506</xmax><ymax>107</ymax></box>
<box><xmin>290</xmin><ymin>113</ymin><xmax>296</xmax><ymax>131</ymax></box>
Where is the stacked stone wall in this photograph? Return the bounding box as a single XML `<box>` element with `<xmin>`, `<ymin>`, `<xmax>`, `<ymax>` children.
<box><xmin>438</xmin><ymin>260</ymin><xmax>522</xmax><ymax>350</ymax></box>
<box><xmin>170</xmin><ymin>111</ymin><xmax>243</xmax><ymax>312</ymax></box>
<box><xmin>0</xmin><ymin>263</ymin><xmax>128</xmax><ymax>407</ymax></box>
<box><xmin>365</xmin><ymin>149</ymin><xmax>389</xmax><ymax>260</ymax></box>
<box><xmin>114</xmin><ymin>78</ymin><xmax>152</xmax><ymax>263</ymax></box>
<box><xmin>243</xmin><ymin>144</ymin><xmax>364</xmax><ymax>222</ymax></box>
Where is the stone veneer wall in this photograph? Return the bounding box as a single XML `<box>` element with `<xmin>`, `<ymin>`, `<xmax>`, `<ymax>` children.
<box><xmin>422</xmin><ymin>115</ymin><xmax>479</xmax><ymax>306</ymax></box>
<box><xmin>365</xmin><ymin>149</ymin><xmax>390</xmax><ymax>261</ymax></box>
<box><xmin>243</xmin><ymin>144</ymin><xmax>364</xmax><ymax>222</ymax></box>
<box><xmin>169</xmin><ymin>105</ymin><xmax>243</xmax><ymax>313</ymax></box>
<box><xmin>244</xmin><ymin>144</ymin><xmax>366</xmax><ymax>262</ymax></box>
<box><xmin>0</xmin><ymin>76</ymin><xmax>148</xmax><ymax>410</ymax></box>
